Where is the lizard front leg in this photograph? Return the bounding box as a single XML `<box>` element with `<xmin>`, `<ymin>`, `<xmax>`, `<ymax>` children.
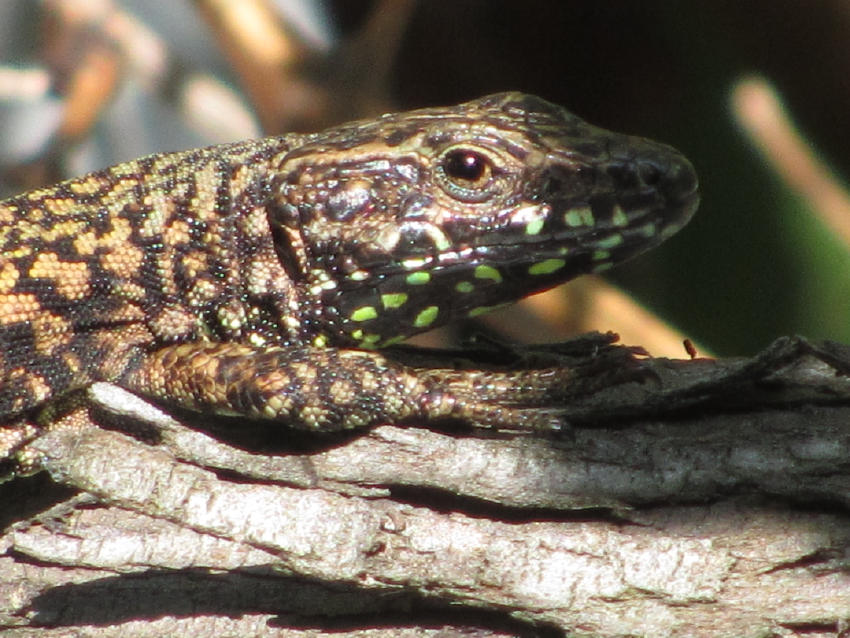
<box><xmin>0</xmin><ymin>391</ymin><xmax>95</xmax><ymax>480</ymax></box>
<box><xmin>120</xmin><ymin>342</ymin><xmax>580</xmax><ymax>432</ymax></box>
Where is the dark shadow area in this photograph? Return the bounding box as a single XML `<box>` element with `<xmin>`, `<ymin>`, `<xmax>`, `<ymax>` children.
<box><xmin>27</xmin><ymin>568</ymin><xmax>557</xmax><ymax>636</ymax></box>
<box><xmin>0</xmin><ymin>473</ymin><xmax>78</xmax><ymax>532</ymax></box>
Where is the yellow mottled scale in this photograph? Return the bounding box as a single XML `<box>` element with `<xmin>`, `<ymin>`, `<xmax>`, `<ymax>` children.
<box><xmin>0</xmin><ymin>92</ymin><xmax>698</xmax><ymax>479</ymax></box>
<box><xmin>28</xmin><ymin>253</ymin><xmax>92</xmax><ymax>300</ymax></box>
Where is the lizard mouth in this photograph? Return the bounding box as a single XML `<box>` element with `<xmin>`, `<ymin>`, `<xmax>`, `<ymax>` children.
<box><xmin>325</xmin><ymin>188</ymin><xmax>698</xmax><ymax>348</ymax></box>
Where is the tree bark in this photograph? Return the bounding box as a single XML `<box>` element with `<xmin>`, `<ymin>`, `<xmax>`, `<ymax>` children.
<box><xmin>3</xmin><ymin>336</ymin><xmax>850</xmax><ymax>638</ymax></box>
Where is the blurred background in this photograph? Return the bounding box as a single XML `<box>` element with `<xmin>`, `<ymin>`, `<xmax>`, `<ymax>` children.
<box><xmin>1</xmin><ymin>0</ymin><xmax>848</xmax><ymax>358</ymax></box>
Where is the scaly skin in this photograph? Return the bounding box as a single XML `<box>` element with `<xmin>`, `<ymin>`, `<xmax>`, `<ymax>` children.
<box><xmin>0</xmin><ymin>92</ymin><xmax>698</xmax><ymax>477</ymax></box>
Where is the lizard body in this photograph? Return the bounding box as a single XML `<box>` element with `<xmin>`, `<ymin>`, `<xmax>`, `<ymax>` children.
<box><xmin>0</xmin><ymin>92</ymin><xmax>698</xmax><ymax>477</ymax></box>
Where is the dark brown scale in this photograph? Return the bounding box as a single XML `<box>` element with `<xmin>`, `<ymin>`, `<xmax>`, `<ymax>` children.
<box><xmin>0</xmin><ymin>92</ymin><xmax>698</xmax><ymax>477</ymax></box>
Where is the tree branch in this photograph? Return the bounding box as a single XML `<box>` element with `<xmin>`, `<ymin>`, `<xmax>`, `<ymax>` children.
<box><xmin>3</xmin><ymin>336</ymin><xmax>850</xmax><ymax>637</ymax></box>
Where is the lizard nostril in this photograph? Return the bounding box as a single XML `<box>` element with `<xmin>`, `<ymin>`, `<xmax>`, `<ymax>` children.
<box><xmin>635</xmin><ymin>151</ymin><xmax>698</xmax><ymax>205</ymax></box>
<box><xmin>638</xmin><ymin>162</ymin><xmax>662</xmax><ymax>187</ymax></box>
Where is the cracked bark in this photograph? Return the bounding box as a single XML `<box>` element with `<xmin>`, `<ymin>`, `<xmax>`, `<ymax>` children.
<box><xmin>3</xmin><ymin>336</ymin><xmax>850</xmax><ymax>638</ymax></box>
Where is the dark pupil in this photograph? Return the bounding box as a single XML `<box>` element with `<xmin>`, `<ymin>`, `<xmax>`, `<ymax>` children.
<box><xmin>444</xmin><ymin>150</ymin><xmax>486</xmax><ymax>182</ymax></box>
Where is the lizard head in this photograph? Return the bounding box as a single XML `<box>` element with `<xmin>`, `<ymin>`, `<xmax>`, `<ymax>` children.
<box><xmin>270</xmin><ymin>92</ymin><xmax>699</xmax><ymax>348</ymax></box>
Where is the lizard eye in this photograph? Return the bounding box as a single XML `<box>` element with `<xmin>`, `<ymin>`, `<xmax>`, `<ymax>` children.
<box><xmin>437</xmin><ymin>147</ymin><xmax>497</xmax><ymax>202</ymax></box>
<box><xmin>444</xmin><ymin>149</ymin><xmax>490</xmax><ymax>183</ymax></box>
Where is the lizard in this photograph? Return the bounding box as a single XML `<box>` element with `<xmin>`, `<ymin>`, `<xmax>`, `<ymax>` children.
<box><xmin>0</xmin><ymin>92</ymin><xmax>698</xmax><ymax>480</ymax></box>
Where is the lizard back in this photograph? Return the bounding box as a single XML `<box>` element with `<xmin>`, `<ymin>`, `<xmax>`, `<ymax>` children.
<box><xmin>0</xmin><ymin>137</ymin><xmax>297</xmax><ymax>415</ymax></box>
